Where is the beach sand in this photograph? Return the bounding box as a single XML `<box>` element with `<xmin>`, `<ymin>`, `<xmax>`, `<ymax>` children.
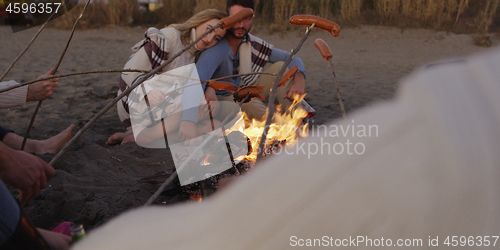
<box><xmin>0</xmin><ymin>25</ymin><xmax>498</xmax><ymax>231</ymax></box>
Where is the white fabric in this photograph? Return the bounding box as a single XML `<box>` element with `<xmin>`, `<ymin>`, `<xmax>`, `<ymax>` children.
<box><xmin>0</xmin><ymin>80</ymin><xmax>27</xmax><ymax>108</ymax></box>
<box><xmin>74</xmin><ymin>48</ymin><xmax>500</xmax><ymax>249</ymax></box>
<box><xmin>238</xmin><ymin>37</ymin><xmax>252</xmax><ymax>76</ymax></box>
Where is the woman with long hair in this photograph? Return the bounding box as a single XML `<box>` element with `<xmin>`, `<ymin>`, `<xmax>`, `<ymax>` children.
<box><xmin>107</xmin><ymin>9</ymin><xmax>227</xmax><ymax>146</ymax></box>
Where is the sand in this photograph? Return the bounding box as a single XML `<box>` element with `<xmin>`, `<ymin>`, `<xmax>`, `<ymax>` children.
<box><xmin>0</xmin><ymin>24</ymin><xmax>498</xmax><ymax>231</ymax></box>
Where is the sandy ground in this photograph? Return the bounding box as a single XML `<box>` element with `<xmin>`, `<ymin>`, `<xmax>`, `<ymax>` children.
<box><xmin>0</xmin><ymin>24</ymin><xmax>498</xmax><ymax>231</ymax></box>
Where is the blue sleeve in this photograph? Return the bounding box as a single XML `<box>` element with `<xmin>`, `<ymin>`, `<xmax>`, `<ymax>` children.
<box><xmin>196</xmin><ymin>40</ymin><xmax>228</xmax><ymax>82</ymax></box>
<box><xmin>0</xmin><ymin>180</ymin><xmax>21</xmax><ymax>245</ymax></box>
<box><xmin>269</xmin><ymin>48</ymin><xmax>306</xmax><ymax>79</ymax></box>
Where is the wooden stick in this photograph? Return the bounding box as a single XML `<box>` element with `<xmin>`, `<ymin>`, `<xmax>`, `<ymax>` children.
<box><xmin>327</xmin><ymin>59</ymin><xmax>346</xmax><ymax>118</ymax></box>
<box><xmin>21</xmin><ymin>0</ymin><xmax>92</xmax><ymax>150</ymax></box>
<box><xmin>256</xmin><ymin>24</ymin><xmax>315</xmax><ymax>162</ymax></box>
<box><xmin>314</xmin><ymin>38</ymin><xmax>346</xmax><ymax>118</ymax></box>
<box><xmin>144</xmin><ymin>92</ymin><xmax>251</xmax><ymax>206</ymax></box>
<box><xmin>0</xmin><ymin>71</ymin><xmax>275</xmax><ymax>94</ymax></box>
<box><xmin>0</xmin><ymin>69</ymin><xmax>149</xmax><ymax>94</ymax></box>
<box><xmin>211</xmin><ymin>72</ymin><xmax>276</xmax><ymax>82</ymax></box>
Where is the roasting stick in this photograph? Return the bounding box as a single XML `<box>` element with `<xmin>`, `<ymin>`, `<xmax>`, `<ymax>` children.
<box><xmin>0</xmin><ymin>71</ymin><xmax>274</xmax><ymax>94</ymax></box>
<box><xmin>49</xmin><ymin>9</ymin><xmax>255</xmax><ymax>166</ymax></box>
<box><xmin>207</xmin><ymin>101</ymin><xmax>239</xmax><ymax>173</ymax></box>
<box><xmin>254</xmin><ymin>24</ymin><xmax>314</xmax><ymax>162</ymax></box>
<box><xmin>0</xmin><ymin>0</ymin><xmax>68</xmax><ymax>82</ymax></box>
<box><xmin>314</xmin><ymin>38</ymin><xmax>346</xmax><ymax>118</ymax></box>
<box><xmin>256</xmin><ymin>15</ymin><xmax>341</xmax><ymax>162</ymax></box>
<box><xmin>144</xmin><ymin>92</ymin><xmax>252</xmax><ymax>206</ymax></box>
<box><xmin>0</xmin><ymin>69</ymin><xmax>148</xmax><ymax>93</ymax></box>
<box><xmin>21</xmin><ymin>0</ymin><xmax>92</xmax><ymax>151</ymax></box>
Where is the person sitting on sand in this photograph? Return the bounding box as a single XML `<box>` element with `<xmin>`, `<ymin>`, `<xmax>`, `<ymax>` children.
<box><xmin>195</xmin><ymin>0</ymin><xmax>307</xmax><ymax>122</ymax></box>
<box><xmin>0</xmin><ymin>147</ymin><xmax>71</xmax><ymax>249</ymax></box>
<box><xmin>107</xmin><ymin>9</ymin><xmax>228</xmax><ymax>146</ymax></box>
<box><xmin>0</xmin><ymin>69</ymin><xmax>75</xmax><ymax>154</ymax></box>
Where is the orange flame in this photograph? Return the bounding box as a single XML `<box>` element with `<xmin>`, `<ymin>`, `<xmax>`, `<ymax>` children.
<box><xmin>229</xmin><ymin>95</ymin><xmax>309</xmax><ymax>162</ymax></box>
<box><xmin>190</xmin><ymin>195</ymin><xmax>202</xmax><ymax>203</ymax></box>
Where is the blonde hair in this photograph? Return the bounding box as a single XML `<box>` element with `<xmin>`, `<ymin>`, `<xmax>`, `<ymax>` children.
<box><xmin>169</xmin><ymin>9</ymin><xmax>227</xmax><ymax>45</ymax></box>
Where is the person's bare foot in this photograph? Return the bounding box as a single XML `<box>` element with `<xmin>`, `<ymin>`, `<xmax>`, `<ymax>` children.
<box><xmin>121</xmin><ymin>134</ymin><xmax>136</xmax><ymax>144</ymax></box>
<box><xmin>106</xmin><ymin>132</ymin><xmax>128</xmax><ymax>145</ymax></box>
<box><xmin>107</xmin><ymin>132</ymin><xmax>136</xmax><ymax>145</ymax></box>
<box><xmin>36</xmin><ymin>125</ymin><xmax>75</xmax><ymax>154</ymax></box>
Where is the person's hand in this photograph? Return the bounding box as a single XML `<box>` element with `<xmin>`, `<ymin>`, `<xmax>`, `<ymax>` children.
<box><xmin>146</xmin><ymin>90</ymin><xmax>166</xmax><ymax>106</ymax></box>
<box><xmin>204</xmin><ymin>86</ymin><xmax>220</xmax><ymax>115</ymax></box>
<box><xmin>284</xmin><ymin>72</ymin><xmax>305</xmax><ymax>100</ymax></box>
<box><xmin>26</xmin><ymin>69</ymin><xmax>58</xmax><ymax>102</ymax></box>
<box><xmin>178</xmin><ymin>120</ymin><xmax>200</xmax><ymax>145</ymax></box>
<box><xmin>0</xmin><ymin>143</ymin><xmax>55</xmax><ymax>204</ymax></box>
<box><xmin>37</xmin><ymin>228</ymin><xmax>71</xmax><ymax>250</ymax></box>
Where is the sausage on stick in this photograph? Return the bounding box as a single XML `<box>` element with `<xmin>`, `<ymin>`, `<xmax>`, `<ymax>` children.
<box><xmin>290</xmin><ymin>15</ymin><xmax>341</xmax><ymax>37</ymax></box>
<box><xmin>314</xmin><ymin>38</ymin><xmax>346</xmax><ymax>118</ymax></box>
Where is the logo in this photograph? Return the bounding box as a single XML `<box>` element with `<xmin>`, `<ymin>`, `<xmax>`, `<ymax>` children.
<box><xmin>2</xmin><ymin>0</ymin><xmax>79</xmax><ymax>33</ymax></box>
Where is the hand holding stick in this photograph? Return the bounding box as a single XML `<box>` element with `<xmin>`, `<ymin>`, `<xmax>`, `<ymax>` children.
<box><xmin>314</xmin><ymin>38</ymin><xmax>346</xmax><ymax>118</ymax></box>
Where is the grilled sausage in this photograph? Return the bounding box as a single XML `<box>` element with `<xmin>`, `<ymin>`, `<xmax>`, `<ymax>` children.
<box><xmin>220</xmin><ymin>9</ymin><xmax>254</xmax><ymax>29</ymax></box>
<box><xmin>314</xmin><ymin>38</ymin><xmax>332</xmax><ymax>61</ymax></box>
<box><xmin>233</xmin><ymin>86</ymin><xmax>265</xmax><ymax>102</ymax></box>
<box><xmin>289</xmin><ymin>15</ymin><xmax>341</xmax><ymax>37</ymax></box>
<box><xmin>208</xmin><ymin>80</ymin><xmax>239</xmax><ymax>93</ymax></box>
<box><xmin>278</xmin><ymin>66</ymin><xmax>298</xmax><ymax>87</ymax></box>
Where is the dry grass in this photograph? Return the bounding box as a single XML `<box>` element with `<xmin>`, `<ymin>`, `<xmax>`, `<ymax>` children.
<box><xmin>48</xmin><ymin>0</ymin><xmax>500</xmax><ymax>35</ymax></box>
<box><xmin>340</xmin><ymin>0</ymin><xmax>362</xmax><ymax>21</ymax></box>
<box><xmin>194</xmin><ymin>0</ymin><xmax>226</xmax><ymax>13</ymax></box>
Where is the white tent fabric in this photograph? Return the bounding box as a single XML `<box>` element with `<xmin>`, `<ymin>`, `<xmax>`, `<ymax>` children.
<box><xmin>73</xmin><ymin>48</ymin><xmax>500</xmax><ymax>249</ymax></box>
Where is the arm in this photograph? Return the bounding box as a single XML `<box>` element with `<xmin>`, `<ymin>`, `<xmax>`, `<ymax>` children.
<box><xmin>0</xmin><ymin>80</ymin><xmax>27</xmax><ymax>108</ymax></box>
<box><xmin>0</xmin><ymin>69</ymin><xmax>59</xmax><ymax>109</ymax></box>
<box><xmin>269</xmin><ymin>48</ymin><xmax>306</xmax><ymax>99</ymax></box>
<box><xmin>179</xmin><ymin>68</ymin><xmax>206</xmax><ymax>144</ymax></box>
<box><xmin>178</xmin><ymin>44</ymin><xmax>227</xmax><ymax>144</ymax></box>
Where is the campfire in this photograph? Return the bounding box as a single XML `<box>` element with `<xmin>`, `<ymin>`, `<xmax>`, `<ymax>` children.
<box><xmin>185</xmin><ymin>95</ymin><xmax>309</xmax><ymax>201</ymax></box>
<box><xmin>228</xmin><ymin>94</ymin><xmax>309</xmax><ymax>162</ymax></box>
